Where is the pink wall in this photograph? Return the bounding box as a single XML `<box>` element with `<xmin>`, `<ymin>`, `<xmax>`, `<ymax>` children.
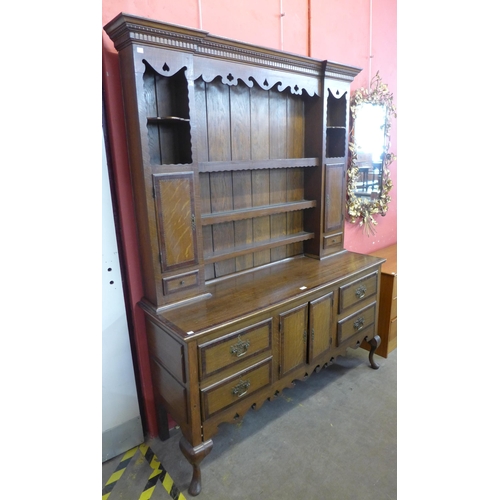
<box><xmin>102</xmin><ymin>0</ymin><xmax>396</xmax><ymax>435</ymax></box>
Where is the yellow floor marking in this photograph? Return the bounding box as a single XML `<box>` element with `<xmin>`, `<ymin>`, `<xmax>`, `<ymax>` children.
<box><xmin>103</xmin><ymin>443</ymin><xmax>187</xmax><ymax>500</ymax></box>
<box><xmin>102</xmin><ymin>446</ymin><xmax>139</xmax><ymax>499</ymax></box>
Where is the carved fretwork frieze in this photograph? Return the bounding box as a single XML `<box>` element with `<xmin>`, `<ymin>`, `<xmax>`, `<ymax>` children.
<box><xmin>195</xmin><ymin>65</ymin><xmax>320</xmax><ymax>97</ymax></box>
<box><xmin>143</xmin><ymin>58</ymin><xmax>189</xmax><ymax>79</ymax></box>
<box><xmin>327</xmin><ymin>87</ymin><xmax>348</xmax><ymax>101</ymax></box>
<box><xmin>197</xmin><ymin>71</ymin><xmax>319</xmax><ymax>97</ymax></box>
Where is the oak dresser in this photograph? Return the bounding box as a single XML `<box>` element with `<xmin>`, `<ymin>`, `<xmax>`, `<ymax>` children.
<box><xmin>104</xmin><ymin>13</ymin><xmax>385</xmax><ymax>495</ymax></box>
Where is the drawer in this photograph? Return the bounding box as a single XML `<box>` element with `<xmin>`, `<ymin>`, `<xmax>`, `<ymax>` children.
<box><xmin>337</xmin><ymin>302</ymin><xmax>376</xmax><ymax>345</ymax></box>
<box><xmin>198</xmin><ymin>319</ymin><xmax>272</xmax><ymax>380</ymax></box>
<box><xmin>323</xmin><ymin>233</ymin><xmax>343</xmax><ymax>252</ymax></box>
<box><xmin>339</xmin><ymin>272</ymin><xmax>378</xmax><ymax>313</ymax></box>
<box><xmin>162</xmin><ymin>271</ymin><xmax>199</xmax><ymax>295</ymax></box>
<box><xmin>200</xmin><ymin>357</ymin><xmax>272</xmax><ymax>419</ymax></box>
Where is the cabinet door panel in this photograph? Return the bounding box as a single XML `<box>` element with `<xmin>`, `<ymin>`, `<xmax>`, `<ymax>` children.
<box><xmin>324</xmin><ymin>163</ymin><xmax>344</xmax><ymax>233</ymax></box>
<box><xmin>153</xmin><ymin>172</ymin><xmax>197</xmax><ymax>272</ymax></box>
<box><xmin>309</xmin><ymin>292</ymin><xmax>333</xmax><ymax>362</ymax></box>
<box><xmin>279</xmin><ymin>304</ymin><xmax>308</xmax><ymax>377</ymax></box>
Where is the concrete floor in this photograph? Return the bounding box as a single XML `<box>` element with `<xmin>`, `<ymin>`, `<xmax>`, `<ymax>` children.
<box><xmin>102</xmin><ymin>346</ymin><xmax>396</xmax><ymax>499</ymax></box>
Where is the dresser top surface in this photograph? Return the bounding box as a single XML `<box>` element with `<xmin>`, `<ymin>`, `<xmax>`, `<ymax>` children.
<box><xmin>369</xmin><ymin>244</ymin><xmax>397</xmax><ymax>275</ymax></box>
<box><xmin>145</xmin><ymin>251</ymin><xmax>384</xmax><ymax>339</ymax></box>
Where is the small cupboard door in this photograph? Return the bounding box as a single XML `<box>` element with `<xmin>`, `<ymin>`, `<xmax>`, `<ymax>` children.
<box><xmin>324</xmin><ymin>163</ymin><xmax>344</xmax><ymax>233</ymax></box>
<box><xmin>308</xmin><ymin>292</ymin><xmax>333</xmax><ymax>363</ymax></box>
<box><xmin>153</xmin><ymin>172</ymin><xmax>198</xmax><ymax>273</ymax></box>
<box><xmin>279</xmin><ymin>304</ymin><xmax>308</xmax><ymax>377</ymax></box>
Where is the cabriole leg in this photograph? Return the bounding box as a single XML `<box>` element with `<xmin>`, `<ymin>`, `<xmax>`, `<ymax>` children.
<box><xmin>368</xmin><ymin>335</ymin><xmax>381</xmax><ymax>369</ymax></box>
<box><xmin>179</xmin><ymin>436</ymin><xmax>213</xmax><ymax>496</ymax></box>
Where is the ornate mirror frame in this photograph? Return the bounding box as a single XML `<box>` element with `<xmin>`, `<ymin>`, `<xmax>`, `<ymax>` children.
<box><xmin>346</xmin><ymin>72</ymin><xmax>397</xmax><ymax>235</ymax></box>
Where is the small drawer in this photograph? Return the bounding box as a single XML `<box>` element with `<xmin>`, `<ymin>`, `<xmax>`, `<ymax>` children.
<box><xmin>339</xmin><ymin>272</ymin><xmax>378</xmax><ymax>313</ymax></box>
<box><xmin>162</xmin><ymin>271</ymin><xmax>199</xmax><ymax>295</ymax></box>
<box><xmin>337</xmin><ymin>302</ymin><xmax>376</xmax><ymax>345</ymax></box>
<box><xmin>198</xmin><ymin>319</ymin><xmax>272</xmax><ymax>380</ymax></box>
<box><xmin>200</xmin><ymin>357</ymin><xmax>272</xmax><ymax>419</ymax></box>
<box><xmin>323</xmin><ymin>233</ymin><xmax>343</xmax><ymax>252</ymax></box>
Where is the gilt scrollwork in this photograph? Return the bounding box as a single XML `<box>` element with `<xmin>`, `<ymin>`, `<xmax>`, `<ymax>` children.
<box><xmin>346</xmin><ymin>72</ymin><xmax>397</xmax><ymax>235</ymax></box>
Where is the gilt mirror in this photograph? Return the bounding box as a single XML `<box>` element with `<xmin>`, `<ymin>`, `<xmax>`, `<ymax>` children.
<box><xmin>346</xmin><ymin>72</ymin><xmax>396</xmax><ymax>235</ymax></box>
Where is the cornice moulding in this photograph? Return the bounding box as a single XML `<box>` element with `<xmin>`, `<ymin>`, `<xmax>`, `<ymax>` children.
<box><xmin>104</xmin><ymin>13</ymin><xmax>362</xmax><ymax>82</ymax></box>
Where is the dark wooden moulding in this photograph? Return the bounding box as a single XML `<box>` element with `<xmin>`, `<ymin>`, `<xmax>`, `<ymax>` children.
<box><xmin>104</xmin><ymin>12</ymin><xmax>384</xmax><ymax>496</ymax></box>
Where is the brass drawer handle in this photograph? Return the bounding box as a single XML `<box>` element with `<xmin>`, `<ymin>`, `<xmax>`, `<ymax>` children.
<box><xmin>232</xmin><ymin>379</ymin><xmax>250</xmax><ymax>398</ymax></box>
<box><xmin>355</xmin><ymin>285</ymin><xmax>367</xmax><ymax>299</ymax></box>
<box><xmin>230</xmin><ymin>336</ymin><xmax>250</xmax><ymax>357</ymax></box>
<box><xmin>353</xmin><ymin>317</ymin><xmax>365</xmax><ymax>331</ymax></box>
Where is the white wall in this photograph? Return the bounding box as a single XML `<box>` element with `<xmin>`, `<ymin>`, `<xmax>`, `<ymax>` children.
<box><xmin>102</xmin><ymin>131</ymin><xmax>143</xmax><ymax>461</ymax></box>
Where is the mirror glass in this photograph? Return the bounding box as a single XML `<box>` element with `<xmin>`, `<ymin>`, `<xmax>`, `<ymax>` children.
<box><xmin>353</xmin><ymin>103</ymin><xmax>386</xmax><ymax>200</ymax></box>
<box><xmin>346</xmin><ymin>72</ymin><xmax>396</xmax><ymax>235</ymax></box>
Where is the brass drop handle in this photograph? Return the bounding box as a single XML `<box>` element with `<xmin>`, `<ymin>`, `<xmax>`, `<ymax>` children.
<box><xmin>353</xmin><ymin>317</ymin><xmax>365</xmax><ymax>331</ymax></box>
<box><xmin>232</xmin><ymin>379</ymin><xmax>250</xmax><ymax>398</ymax></box>
<box><xmin>230</xmin><ymin>336</ymin><xmax>250</xmax><ymax>357</ymax></box>
<box><xmin>355</xmin><ymin>285</ymin><xmax>367</xmax><ymax>299</ymax></box>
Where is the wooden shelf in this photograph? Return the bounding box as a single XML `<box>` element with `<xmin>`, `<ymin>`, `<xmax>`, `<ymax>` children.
<box><xmin>203</xmin><ymin>232</ymin><xmax>315</xmax><ymax>264</ymax></box>
<box><xmin>201</xmin><ymin>200</ymin><xmax>317</xmax><ymax>226</ymax></box>
<box><xmin>199</xmin><ymin>158</ymin><xmax>320</xmax><ymax>173</ymax></box>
